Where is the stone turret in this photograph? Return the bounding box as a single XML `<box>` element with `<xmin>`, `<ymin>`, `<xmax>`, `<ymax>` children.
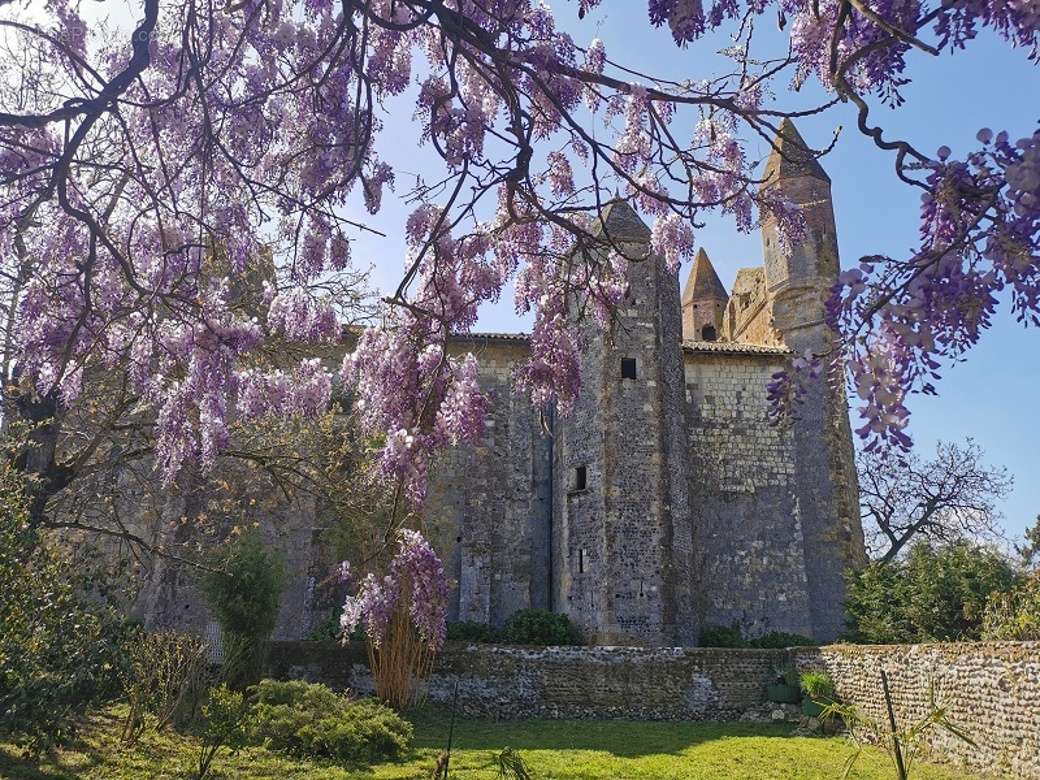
<box><xmin>552</xmin><ymin>198</ymin><xmax>695</xmax><ymax>646</ymax></box>
<box><xmin>681</xmin><ymin>248</ymin><xmax>728</xmax><ymax>341</ymax></box>
<box><xmin>760</xmin><ymin>119</ymin><xmax>865</xmax><ymax>641</ymax></box>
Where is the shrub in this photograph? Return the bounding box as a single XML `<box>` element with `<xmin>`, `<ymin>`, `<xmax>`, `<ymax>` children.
<box><xmin>446</xmin><ymin>620</ymin><xmax>503</xmax><ymax>643</ymax></box>
<box><xmin>844</xmin><ymin>541</ymin><xmax>1021</xmax><ymax>643</ymax></box>
<box><xmin>771</xmin><ymin>664</ymin><xmax>800</xmax><ymax>688</ymax></box>
<box><xmin>502</xmin><ymin>609</ymin><xmax>582</xmax><ymax>645</ymax></box>
<box><xmin>0</xmin><ymin>465</ymin><xmax>133</xmax><ymax>753</ymax></box>
<box><xmin>748</xmin><ymin>631</ymin><xmax>817</xmax><ymax>649</ymax></box>
<box><xmin>307</xmin><ymin>611</ymin><xmax>341</xmax><ymax>642</ymax></box>
<box><xmin>121</xmin><ymin>630</ymin><xmax>212</xmax><ymax>744</ymax></box>
<box><xmin>196</xmin><ymin>685</ymin><xmax>249</xmax><ymax>780</ymax></box>
<box><xmin>799</xmin><ymin>670</ymin><xmax>835</xmax><ymax>702</ymax></box>
<box><xmin>199</xmin><ymin>531</ymin><xmax>286</xmax><ymax>689</ymax></box>
<box><xmin>982</xmin><ymin>572</ymin><xmax>1040</xmax><ymax>640</ymax></box>
<box><xmin>698</xmin><ymin>623</ymin><xmax>746</xmax><ymax>647</ymax></box>
<box><xmin>243</xmin><ymin>679</ymin><xmax>412</xmax><ymax>764</ymax></box>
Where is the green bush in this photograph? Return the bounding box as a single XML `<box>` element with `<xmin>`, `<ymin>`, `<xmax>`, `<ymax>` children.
<box><xmin>698</xmin><ymin>623</ymin><xmax>746</xmax><ymax>647</ymax></box>
<box><xmin>199</xmin><ymin>532</ymin><xmax>286</xmax><ymax>689</ymax></box>
<box><xmin>844</xmin><ymin>541</ymin><xmax>1021</xmax><ymax>643</ymax></box>
<box><xmin>799</xmin><ymin>670</ymin><xmax>835</xmax><ymax>701</ymax></box>
<box><xmin>446</xmin><ymin>620</ymin><xmax>504</xmax><ymax>643</ymax></box>
<box><xmin>196</xmin><ymin>685</ymin><xmax>249</xmax><ymax>779</ymax></box>
<box><xmin>698</xmin><ymin>624</ymin><xmax>815</xmax><ymax>648</ymax></box>
<box><xmin>501</xmin><ymin>609</ymin><xmax>582</xmax><ymax>645</ymax></box>
<box><xmin>0</xmin><ymin>465</ymin><xmax>133</xmax><ymax>753</ymax></box>
<box><xmin>121</xmin><ymin>630</ymin><xmax>212</xmax><ymax>744</ymax></box>
<box><xmin>243</xmin><ymin>679</ymin><xmax>412</xmax><ymax>764</ymax></box>
<box><xmin>982</xmin><ymin>572</ymin><xmax>1040</xmax><ymax>640</ymax></box>
<box><xmin>306</xmin><ymin>611</ymin><xmax>341</xmax><ymax>642</ymax></box>
<box><xmin>771</xmin><ymin>664</ymin><xmax>800</xmax><ymax>688</ymax></box>
<box><xmin>749</xmin><ymin>631</ymin><xmax>817</xmax><ymax>649</ymax></box>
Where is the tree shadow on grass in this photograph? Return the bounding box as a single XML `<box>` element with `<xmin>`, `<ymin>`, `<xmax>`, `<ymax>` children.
<box><xmin>0</xmin><ymin>710</ymin><xmax>193</xmax><ymax>780</ymax></box>
<box><xmin>405</xmin><ymin>709</ymin><xmax>800</xmax><ymax>759</ymax></box>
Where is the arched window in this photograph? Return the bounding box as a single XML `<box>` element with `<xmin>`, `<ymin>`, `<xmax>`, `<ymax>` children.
<box><xmin>701</xmin><ymin>325</ymin><xmax>718</xmax><ymax>341</ymax></box>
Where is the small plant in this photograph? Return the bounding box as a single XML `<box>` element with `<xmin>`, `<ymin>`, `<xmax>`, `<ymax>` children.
<box><xmin>766</xmin><ymin>663</ymin><xmax>801</xmax><ymax>703</ymax></box>
<box><xmin>496</xmin><ymin>747</ymin><xmax>534</xmax><ymax>779</ymax></box>
<box><xmin>306</xmin><ymin>611</ymin><xmax>342</xmax><ymax>642</ymax></box>
<box><xmin>446</xmin><ymin>620</ymin><xmax>504</xmax><ymax>643</ymax></box>
<box><xmin>195</xmin><ymin>685</ymin><xmax>249</xmax><ymax>780</ymax></box>
<box><xmin>199</xmin><ymin>531</ymin><xmax>286</xmax><ymax>690</ymax></box>
<box><xmin>749</xmin><ymin>631</ymin><xmax>818</xmax><ymax>648</ymax></box>
<box><xmin>502</xmin><ymin>609</ymin><xmax>582</xmax><ymax>645</ymax></box>
<box><xmin>826</xmin><ymin>677</ymin><xmax>975</xmax><ymax>780</ymax></box>
<box><xmin>800</xmin><ymin>670</ymin><xmax>837</xmax><ymax>717</ymax></box>
<box><xmin>121</xmin><ymin>630</ymin><xmax>211</xmax><ymax>745</ymax></box>
<box><xmin>243</xmin><ymin>678</ymin><xmax>413</xmax><ymax>764</ymax></box>
<box><xmin>799</xmin><ymin>670</ymin><xmax>835</xmax><ymax>701</ymax></box>
<box><xmin>698</xmin><ymin>623</ymin><xmax>746</xmax><ymax>647</ymax></box>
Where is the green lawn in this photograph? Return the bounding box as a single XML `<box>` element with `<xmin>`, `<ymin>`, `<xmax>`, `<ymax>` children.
<box><xmin>0</xmin><ymin>708</ymin><xmax>982</xmax><ymax>780</ymax></box>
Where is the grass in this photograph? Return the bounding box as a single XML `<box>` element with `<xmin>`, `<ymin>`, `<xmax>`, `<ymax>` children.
<box><xmin>0</xmin><ymin>707</ymin><xmax>983</xmax><ymax>780</ymax></box>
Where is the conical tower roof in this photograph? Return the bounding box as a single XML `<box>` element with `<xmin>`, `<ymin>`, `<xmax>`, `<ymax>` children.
<box><xmin>591</xmin><ymin>197</ymin><xmax>651</xmax><ymax>241</ymax></box>
<box><xmin>762</xmin><ymin>118</ymin><xmax>830</xmax><ymax>185</ymax></box>
<box><xmin>682</xmin><ymin>248</ymin><xmax>728</xmax><ymax>304</ymax></box>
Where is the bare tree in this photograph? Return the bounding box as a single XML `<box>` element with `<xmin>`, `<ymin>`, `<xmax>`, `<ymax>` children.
<box><xmin>858</xmin><ymin>438</ymin><xmax>1012</xmax><ymax>563</ymax></box>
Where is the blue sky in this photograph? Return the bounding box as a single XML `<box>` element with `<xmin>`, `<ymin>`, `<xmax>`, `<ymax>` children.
<box><xmin>344</xmin><ymin>3</ymin><xmax>1040</xmax><ymax>542</ymax></box>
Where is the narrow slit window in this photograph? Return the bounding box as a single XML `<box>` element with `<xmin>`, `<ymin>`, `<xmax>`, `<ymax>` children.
<box><xmin>621</xmin><ymin>357</ymin><xmax>637</xmax><ymax>379</ymax></box>
<box><xmin>578</xmin><ymin>548</ymin><xmax>586</xmax><ymax>574</ymax></box>
<box><xmin>573</xmin><ymin>465</ymin><xmax>587</xmax><ymax>491</ymax></box>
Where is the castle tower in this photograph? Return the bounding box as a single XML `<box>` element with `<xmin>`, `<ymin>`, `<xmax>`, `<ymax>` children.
<box><xmin>552</xmin><ymin>199</ymin><xmax>696</xmax><ymax>646</ymax></box>
<box><xmin>759</xmin><ymin>119</ymin><xmax>865</xmax><ymax>641</ymax></box>
<box><xmin>681</xmin><ymin>249</ymin><xmax>729</xmax><ymax>341</ymax></box>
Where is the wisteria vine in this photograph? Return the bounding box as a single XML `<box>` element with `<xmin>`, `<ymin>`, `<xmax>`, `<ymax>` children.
<box><xmin>0</xmin><ymin>0</ymin><xmax>1037</xmax><ymax>508</ymax></box>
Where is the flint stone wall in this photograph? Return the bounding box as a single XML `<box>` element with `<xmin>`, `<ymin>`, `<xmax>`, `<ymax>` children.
<box><xmin>792</xmin><ymin>642</ymin><xmax>1040</xmax><ymax>780</ymax></box>
<box><xmin>269</xmin><ymin>640</ymin><xmax>1040</xmax><ymax>778</ymax></box>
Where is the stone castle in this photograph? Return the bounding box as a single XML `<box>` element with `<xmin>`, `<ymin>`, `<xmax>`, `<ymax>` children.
<box><xmin>130</xmin><ymin>120</ymin><xmax>864</xmax><ymax>647</ymax></box>
<box><xmin>423</xmin><ymin>121</ymin><xmax>864</xmax><ymax>645</ymax></box>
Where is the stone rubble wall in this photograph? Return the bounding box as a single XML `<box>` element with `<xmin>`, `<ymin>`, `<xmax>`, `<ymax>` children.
<box><xmin>792</xmin><ymin>642</ymin><xmax>1040</xmax><ymax>780</ymax></box>
<box><xmin>269</xmin><ymin>640</ymin><xmax>1040</xmax><ymax>778</ymax></box>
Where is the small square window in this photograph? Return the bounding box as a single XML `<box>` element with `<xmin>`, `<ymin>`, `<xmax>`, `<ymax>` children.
<box><xmin>573</xmin><ymin>466</ymin><xmax>587</xmax><ymax>491</ymax></box>
<box><xmin>621</xmin><ymin>357</ymin><xmax>637</xmax><ymax>379</ymax></box>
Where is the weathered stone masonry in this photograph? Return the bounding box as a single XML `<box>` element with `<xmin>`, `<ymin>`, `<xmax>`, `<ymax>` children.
<box><xmin>423</xmin><ymin>120</ymin><xmax>864</xmax><ymax>645</ymax></box>
<box><xmin>270</xmin><ymin>640</ymin><xmax>1040</xmax><ymax>779</ymax></box>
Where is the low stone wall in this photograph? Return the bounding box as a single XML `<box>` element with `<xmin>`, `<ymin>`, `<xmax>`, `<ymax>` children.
<box><xmin>792</xmin><ymin>642</ymin><xmax>1040</xmax><ymax>779</ymax></box>
<box><xmin>268</xmin><ymin>640</ymin><xmax>1040</xmax><ymax>778</ymax></box>
<box><xmin>268</xmin><ymin>641</ymin><xmax>786</xmax><ymax>719</ymax></box>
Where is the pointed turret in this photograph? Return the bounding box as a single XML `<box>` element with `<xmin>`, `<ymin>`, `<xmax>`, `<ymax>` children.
<box><xmin>592</xmin><ymin>197</ymin><xmax>652</xmax><ymax>241</ymax></box>
<box><xmin>681</xmin><ymin>248</ymin><xmax>728</xmax><ymax>341</ymax></box>
<box><xmin>762</xmin><ymin>118</ymin><xmax>830</xmax><ymax>185</ymax></box>
<box><xmin>758</xmin><ymin>118</ymin><xmax>865</xmax><ymax>643</ymax></box>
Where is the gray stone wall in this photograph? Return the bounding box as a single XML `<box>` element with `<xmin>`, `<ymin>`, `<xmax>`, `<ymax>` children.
<box><xmin>424</xmin><ymin>337</ymin><xmax>553</xmax><ymax>625</ymax></box>
<box><xmin>793</xmin><ymin>642</ymin><xmax>1040</xmax><ymax>779</ymax></box>
<box><xmin>682</xmin><ymin>349</ymin><xmax>814</xmax><ymax>637</ymax></box>
<box><xmin>551</xmin><ymin>204</ymin><xmax>694</xmax><ymax>646</ymax></box>
<box><xmin>270</xmin><ymin>640</ymin><xmax>1040</xmax><ymax>779</ymax></box>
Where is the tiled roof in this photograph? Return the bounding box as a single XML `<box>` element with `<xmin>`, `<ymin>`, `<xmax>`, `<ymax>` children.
<box><xmin>682</xmin><ymin>340</ymin><xmax>790</xmax><ymax>356</ymax></box>
<box><xmin>449</xmin><ymin>332</ymin><xmax>529</xmax><ymax>343</ymax></box>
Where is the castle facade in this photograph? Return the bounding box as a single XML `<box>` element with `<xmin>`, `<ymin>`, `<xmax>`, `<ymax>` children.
<box><xmin>124</xmin><ymin>121</ymin><xmax>864</xmax><ymax>647</ymax></box>
<box><xmin>422</xmin><ymin>120</ymin><xmax>865</xmax><ymax>644</ymax></box>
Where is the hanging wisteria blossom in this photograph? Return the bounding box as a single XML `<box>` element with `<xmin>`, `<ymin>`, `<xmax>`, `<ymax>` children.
<box><xmin>0</xmin><ymin>0</ymin><xmax>1037</xmax><ymax>507</ymax></box>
